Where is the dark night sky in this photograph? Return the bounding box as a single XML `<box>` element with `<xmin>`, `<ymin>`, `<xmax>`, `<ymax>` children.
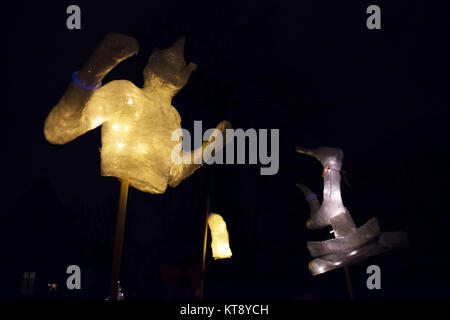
<box><xmin>3</xmin><ymin>1</ymin><xmax>449</xmax><ymax>299</ymax></box>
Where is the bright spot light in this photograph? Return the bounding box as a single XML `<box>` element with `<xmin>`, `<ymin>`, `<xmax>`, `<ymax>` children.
<box><xmin>333</xmin><ymin>261</ymin><xmax>342</xmax><ymax>266</ymax></box>
<box><xmin>112</xmin><ymin>124</ymin><xmax>120</xmax><ymax>131</ymax></box>
<box><xmin>349</xmin><ymin>250</ymin><xmax>358</xmax><ymax>256</ymax></box>
<box><xmin>91</xmin><ymin>118</ymin><xmax>103</xmax><ymax>127</ymax></box>
<box><xmin>127</xmin><ymin>96</ymin><xmax>133</xmax><ymax>105</ymax></box>
<box><xmin>136</xmin><ymin>144</ymin><xmax>147</xmax><ymax>154</ymax></box>
<box><xmin>117</xmin><ymin>142</ymin><xmax>125</xmax><ymax>149</ymax></box>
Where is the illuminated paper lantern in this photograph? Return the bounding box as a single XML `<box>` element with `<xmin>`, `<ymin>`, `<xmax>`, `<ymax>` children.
<box><xmin>296</xmin><ymin>146</ymin><xmax>408</xmax><ymax>276</ymax></box>
<box><xmin>44</xmin><ymin>33</ymin><xmax>229</xmax><ymax>194</ymax></box>
<box><xmin>207</xmin><ymin>213</ymin><xmax>232</xmax><ymax>260</ymax></box>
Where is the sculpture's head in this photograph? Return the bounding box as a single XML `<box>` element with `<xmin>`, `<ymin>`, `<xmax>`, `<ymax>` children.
<box><xmin>143</xmin><ymin>36</ymin><xmax>197</xmax><ymax>95</ymax></box>
<box><xmin>296</xmin><ymin>146</ymin><xmax>344</xmax><ymax>171</ymax></box>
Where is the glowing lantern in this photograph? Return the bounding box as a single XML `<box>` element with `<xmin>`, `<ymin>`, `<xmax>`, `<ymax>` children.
<box><xmin>296</xmin><ymin>146</ymin><xmax>408</xmax><ymax>276</ymax></box>
<box><xmin>207</xmin><ymin>213</ymin><xmax>232</xmax><ymax>260</ymax></box>
<box><xmin>44</xmin><ymin>33</ymin><xmax>229</xmax><ymax>194</ymax></box>
<box><xmin>43</xmin><ymin>33</ymin><xmax>230</xmax><ymax>300</ymax></box>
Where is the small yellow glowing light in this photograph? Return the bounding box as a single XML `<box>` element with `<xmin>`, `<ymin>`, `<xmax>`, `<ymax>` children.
<box><xmin>135</xmin><ymin>113</ymin><xmax>140</xmax><ymax>117</ymax></box>
<box><xmin>136</xmin><ymin>144</ymin><xmax>147</xmax><ymax>154</ymax></box>
<box><xmin>127</xmin><ymin>96</ymin><xmax>133</xmax><ymax>105</ymax></box>
<box><xmin>112</xmin><ymin>124</ymin><xmax>120</xmax><ymax>131</ymax></box>
<box><xmin>208</xmin><ymin>213</ymin><xmax>232</xmax><ymax>260</ymax></box>
<box><xmin>117</xmin><ymin>142</ymin><xmax>125</xmax><ymax>149</ymax></box>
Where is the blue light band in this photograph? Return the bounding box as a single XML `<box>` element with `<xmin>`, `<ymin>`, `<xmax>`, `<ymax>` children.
<box><xmin>72</xmin><ymin>71</ymin><xmax>102</xmax><ymax>90</ymax></box>
<box><xmin>306</xmin><ymin>193</ymin><xmax>318</xmax><ymax>202</ymax></box>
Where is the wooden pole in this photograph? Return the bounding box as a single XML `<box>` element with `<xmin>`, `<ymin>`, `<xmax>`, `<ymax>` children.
<box><xmin>344</xmin><ymin>266</ymin><xmax>355</xmax><ymax>300</ymax></box>
<box><xmin>200</xmin><ymin>196</ymin><xmax>210</xmax><ymax>300</ymax></box>
<box><xmin>109</xmin><ymin>178</ymin><xmax>129</xmax><ymax>300</ymax></box>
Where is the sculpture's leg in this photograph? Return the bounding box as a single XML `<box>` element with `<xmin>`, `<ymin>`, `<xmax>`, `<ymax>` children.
<box><xmin>109</xmin><ymin>178</ymin><xmax>129</xmax><ymax>300</ymax></box>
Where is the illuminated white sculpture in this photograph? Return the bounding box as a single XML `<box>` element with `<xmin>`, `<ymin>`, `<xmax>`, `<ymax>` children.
<box><xmin>43</xmin><ymin>33</ymin><xmax>230</xmax><ymax>300</ymax></box>
<box><xmin>296</xmin><ymin>146</ymin><xmax>408</xmax><ymax>276</ymax></box>
<box><xmin>44</xmin><ymin>33</ymin><xmax>229</xmax><ymax>194</ymax></box>
<box><xmin>207</xmin><ymin>213</ymin><xmax>232</xmax><ymax>260</ymax></box>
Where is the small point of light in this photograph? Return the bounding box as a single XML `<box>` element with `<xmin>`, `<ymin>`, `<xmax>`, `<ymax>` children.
<box><xmin>127</xmin><ymin>96</ymin><xmax>133</xmax><ymax>105</ymax></box>
<box><xmin>117</xmin><ymin>142</ymin><xmax>125</xmax><ymax>149</ymax></box>
<box><xmin>333</xmin><ymin>261</ymin><xmax>342</xmax><ymax>266</ymax></box>
<box><xmin>329</xmin><ymin>230</ymin><xmax>335</xmax><ymax>234</ymax></box>
<box><xmin>112</xmin><ymin>124</ymin><xmax>120</xmax><ymax>131</ymax></box>
<box><xmin>135</xmin><ymin>113</ymin><xmax>140</xmax><ymax>117</ymax></box>
<box><xmin>92</xmin><ymin>118</ymin><xmax>103</xmax><ymax>127</ymax></box>
<box><xmin>349</xmin><ymin>250</ymin><xmax>358</xmax><ymax>256</ymax></box>
<box><xmin>136</xmin><ymin>144</ymin><xmax>147</xmax><ymax>154</ymax></box>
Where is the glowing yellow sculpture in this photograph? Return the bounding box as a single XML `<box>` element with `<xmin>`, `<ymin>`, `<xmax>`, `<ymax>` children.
<box><xmin>207</xmin><ymin>213</ymin><xmax>232</xmax><ymax>260</ymax></box>
<box><xmin>44</xmin><ymin>33</ymin><xmax>229</xmax><ymax>194</ymax></box>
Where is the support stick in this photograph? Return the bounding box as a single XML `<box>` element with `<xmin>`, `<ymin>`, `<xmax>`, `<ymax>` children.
<box><xmin>200</xmin><ymin>196</ymin><xmax>210</xmax><ymax>300</ymax></box>
<box><xmin>109</xmin><ymin>178</ymin><xmax>129</xmax><ymax>300</ymax></box>
<box><xmin>344</xmin><ymin>266</ymin><xmax>355</xmax><ymax>300</ymax></box>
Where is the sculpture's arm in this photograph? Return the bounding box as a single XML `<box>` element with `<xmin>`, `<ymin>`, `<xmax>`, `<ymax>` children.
<box><xmin>168</xmin><ymin>120</ymin><xmax>231</xmax><ymax>187</ymax></box>
<box><xmin>44</xmin><ymin>33</ymin><xmax>139</xmax><ymax>144</ymax></box>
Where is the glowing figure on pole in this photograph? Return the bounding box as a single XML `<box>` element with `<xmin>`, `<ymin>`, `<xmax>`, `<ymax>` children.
<box><xmin>44</xmin><ymin>33</ymin><xmax>229</xmax><ymax>299</ymax></box>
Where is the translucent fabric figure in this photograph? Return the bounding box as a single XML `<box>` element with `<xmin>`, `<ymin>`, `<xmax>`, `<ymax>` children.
<box><xmin>44</xmin><ymin>33</ymin><xmax>230</xmax><ymax>194</ymax></box>
<box><xmin>296</xmin><ymin>146</ymin><xmax>408</xmax><ymax>275</ymax></box>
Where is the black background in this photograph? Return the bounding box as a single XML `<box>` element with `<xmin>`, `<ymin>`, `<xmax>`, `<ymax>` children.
<box><xmin>2</xmin><ymin>1</ymin><xmax>449</xmax><ymax>300</ymax></box>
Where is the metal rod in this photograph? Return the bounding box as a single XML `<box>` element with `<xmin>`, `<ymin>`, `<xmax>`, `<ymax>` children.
<box><xmin>200</xmin><ymin>196</ymin><xmax>210</xmax><ymax>300</ymax></box>
<box><xmin>109</xmin><ymin>178</ymin><xmax>129</xmax><ymax>300</ymax></box>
